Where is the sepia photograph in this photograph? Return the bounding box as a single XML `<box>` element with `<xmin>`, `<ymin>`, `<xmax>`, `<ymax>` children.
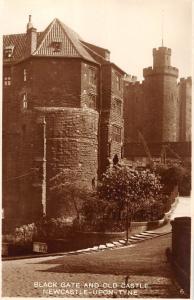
<box><xmin>1</xmin><ymin>0</ymin><xmax>192</xmax><ymax>298</ymax></box>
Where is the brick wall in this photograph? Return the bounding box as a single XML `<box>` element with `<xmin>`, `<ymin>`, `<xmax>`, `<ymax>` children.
<box><xmin>124</xmin><ymin>81</ymin><xmax>144</xmax><ymax>143</ymax></box>
<box><xmin>31</xmin><ymin>57</ymin><xmax>82</xmax><ymax>108</ymax></box>
<box><xmin>99</xmin><ymin>64</ymin><xmax>124</xmax><ymax>175</ymax></box>
<box><xmin>80</xmin><ymin>62</ymin><xmax>99</xmax><ymax>109</ymax></box>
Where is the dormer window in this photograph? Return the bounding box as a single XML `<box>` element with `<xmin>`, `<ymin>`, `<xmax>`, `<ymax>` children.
<box><xmin>4</xmin><ymin>46</ymin><xmax>14</xmax><ymax>58</ymax></box>
<box><xmin>51</xmin><ymin>41</ymin><xmax>62</xmax><ymax>52</ymax></box>
<box><xmin>22</xmin><ymin>93</ymin><xmax>28</xmax><ymax>109</ymax></box>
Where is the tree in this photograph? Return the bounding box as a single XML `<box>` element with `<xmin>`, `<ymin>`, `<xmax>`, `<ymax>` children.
<box><xmin>81</xmin><ymin>166</ymin><xmax>163</xmax><ymax>234</ymax></box>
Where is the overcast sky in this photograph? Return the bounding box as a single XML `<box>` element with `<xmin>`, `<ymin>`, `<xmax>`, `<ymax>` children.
<box><xmin>1</xmin><ymin>0</ymin><xmax>192</xmax><ymax>80</ymax></box>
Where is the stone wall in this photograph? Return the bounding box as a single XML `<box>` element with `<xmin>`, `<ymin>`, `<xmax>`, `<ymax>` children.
<box><xmin>35</xmin><ymin>107</ymin><xmax>99</xmax><ymax>217</ymax></box>
<box><xmin>179</xmin><ymin>77</ymin><xmax>192</xmax><ymax>142</ymax></box>
<box><xmin>171</xmin><ymin>217</ymin><xmax>191</xmax><ymax>294</ymax></box>
<box><xmin>99</xmin><ymin>64</ymin><xmax>124</xmax><ymax>175</ymax></box>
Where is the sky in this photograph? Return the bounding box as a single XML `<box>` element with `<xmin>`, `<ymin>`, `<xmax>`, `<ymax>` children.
<box><xmin>0</xmin><ymin>0</ymin><xmax>192</xmax><ymax>80</ymax></box>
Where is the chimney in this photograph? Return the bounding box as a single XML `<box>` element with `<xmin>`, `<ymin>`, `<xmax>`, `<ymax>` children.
<box><xmin>26</xmin><ymin>15</ymin><xmax>37</xmax><ymax>54</ymax></box>
<box><xmin>27</xmin><ymin>15</ymin><xmax>33</xmax><ymax>31</ymax></box>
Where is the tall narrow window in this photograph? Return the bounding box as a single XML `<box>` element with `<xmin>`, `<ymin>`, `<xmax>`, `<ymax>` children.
<box><xmin>112</xmin><ymin>125</ymin><xmax>121</xmax><ymax>143</ymax></box>
<box><xmin>113</xmin><ymin>98</ymin><xmax>122</xmax><ymax>115</ymax></box>
<box><xmin>108</xmin><ymin>142</ymin><xmax>111</xmax><ymax>157</ymax></box>
<box><xmin>23</xmin><ymin>93</ymin><xmax>28</xmax><ymax>109</ymax></box>
<box><xmin>116</xmin><ymin>73</ymin><xmax>121</xmax><ymax>91</ymax></box>
<box><xmin>88</xmin><ymin>93</ymin><xmax>96</xmax><ymax>109</ymax></box>
<box><xmin>88</xmin><ymin>68</ymin><xmax>96</xmax><ymax>85</ymax></box>
<box><xmin>4</xmin><ymin>76</ymin><xmax>11</xmax><ymax>86</ymax></box>
<box><xmin>24</xmin><ymin>69</ymin><xmax>27</xmax><ymax>81</ymax></box>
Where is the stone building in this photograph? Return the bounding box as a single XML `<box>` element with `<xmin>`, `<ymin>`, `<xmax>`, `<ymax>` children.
<box><xmin>3</xmin><ymin>16</ymin><xmax>125</xmax><ymax>232</ymax></box>
<box><xmin>124</xmin><ymin>46</ymin><xmax>191</xmax><ymax>164</ymax></box>
<box><xmin>2</xmin><ymin>17</ymin><xmax>191</xmax><ymax>233</ymax></box>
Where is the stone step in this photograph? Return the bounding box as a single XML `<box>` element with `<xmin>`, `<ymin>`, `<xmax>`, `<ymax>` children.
<box><xmin>106</xmin><ymin>243</ymin><xmax>115</xmax><ymax>248</ymax></box>
<box><xmin>98</xmin><ymin>245</ymin><xmax>107</xmax><ymax>250</ymax></box>
<box><xmin>118</xmin><ymin>239</ymin><xmax>126</xmax><ymax>244</ymax></box>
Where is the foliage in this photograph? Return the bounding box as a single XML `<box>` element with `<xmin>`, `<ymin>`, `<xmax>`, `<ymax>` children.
<box><xmin>98</xmin><ymin>166</ymin><xmax>163</xmax><ymax>219</ymax></box>
<box><xmin>155</xmin><ymin>163</ymin><xmax>190</xmax><ymax>195</ymax></box>
<box><xmin>133</xmin><ymin>194</ymin><xmax>170</xmax><ymax>221</ymax></box>
<box><xmin>14</xmin><ymin>216</ymin><xmax>74</xmax><ymax>243</ymax></box>
<box><xmin>14</xmin><ymin>223</ymin><xmax>37</xmax><ymax>245</ymax></box>
<box><xmin>34</xmin><ymin>216</ymin><xmax>72</xmax><ymax>240</ymax></box>
<box><xmin>79</xmin><ymin>166</ymin><xmax>164</xmax><ymax>231</ymax></box>
<box><xmin>179</xmin><ymin>168</ymin><xmax>191</xmax><ymax>196</ymax></box>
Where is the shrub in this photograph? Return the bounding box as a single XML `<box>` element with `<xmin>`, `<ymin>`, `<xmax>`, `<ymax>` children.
<box><xmin>79</xmin><ymin>166</ymin><xmax>164</xmax><ymax>231</ymax></box>
<box><xmin>15</xmin><ymin>223</ymin><xmax>37</xmax><ymax>245</ymax></box>
<box><xmin>155</xmin><ymin>163</ymin><xmax>191</xmax><ymax>196</ymax></box>
<box><xmin>14</xmin><ymin>216</ymin><xmax>74</xmax><ymax>243</ymax></box>
<box><xmin>34</xmin><ymin>216</ymin><xmax>73</xmax><ymax>241</ymax></box>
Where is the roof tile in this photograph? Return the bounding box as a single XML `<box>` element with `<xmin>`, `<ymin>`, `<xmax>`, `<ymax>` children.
<box><xmin>3</xmin><ymin>18</ymin><xmax>97</xmax><ymax>64</ymax></box>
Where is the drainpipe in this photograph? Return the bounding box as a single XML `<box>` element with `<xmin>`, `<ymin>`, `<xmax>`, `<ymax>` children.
<box><xmin>42</xmin><ymin>116</ymin><xmax>46</xmax><ymax>216</ymax></box>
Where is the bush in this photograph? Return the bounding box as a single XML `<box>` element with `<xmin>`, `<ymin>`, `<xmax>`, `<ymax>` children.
<box><xmin>14</xmin><ymin>216</ymin><xmax>74</xmax><ymax>243</ymax></box>
<box><xmin>179</xmin><ymin>169</ymin><xmax>191</xmax><ymax>196</ymax></box>
<box><xmin>15</xmin><ymin>223</ymin><xmax>37</xmax><ymax>245</ymax></box>
<box><xmin>155</xmin><ymin>163</ymin><xmax>191</xmax><ymax>196</ymax></box>
<box><xmin>79</xmin><ymin>166</ymin><xmax>164</xmax><ymax>231</ymax></box>
<box><xmin>34</xmin><ymin>216</ymin><xmax>73</xmax><ymax>241</ymax></box>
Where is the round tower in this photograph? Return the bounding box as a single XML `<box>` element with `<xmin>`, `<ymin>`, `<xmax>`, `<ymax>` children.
<box><xmin>143</xmin><ymin>47</ymin><xmax>179</xmax><ymax>143</ymax></box>
<box><xmin>34</xmin><ymin>107</ymin><xmax>99</xmax><ymax>217</ymax></box>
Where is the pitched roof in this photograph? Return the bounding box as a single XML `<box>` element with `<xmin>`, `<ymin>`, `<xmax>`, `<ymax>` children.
<box><xmin>3</xmin><ymin>18</ymin><xmax>97</xmax><ymax>64</ymax></box>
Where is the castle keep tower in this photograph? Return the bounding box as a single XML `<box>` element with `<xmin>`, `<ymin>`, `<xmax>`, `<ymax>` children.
<box><xmin>124</xmin><ymin>46</ymin><xmax>191</xmax><ymax>164</ymax></box>
<box><xmin>143</xmin><ymin>47</ymin><xmax>179</xmax><ymax>142</ymax></box>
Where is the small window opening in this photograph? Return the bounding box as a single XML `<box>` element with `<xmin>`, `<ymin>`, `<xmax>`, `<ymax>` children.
<box><xmin>113</xmin><ymin>154</ymin><xmax>119</xmax><ymax>165</ymax></box>
<box><xmin>24</xmin><ymin>69</ymin><xmax>27</xmax><ymax>81</ymax></box>
<box><xmin>4</xmin><ymin>76</ymin><xmax>11</xmax><ymax>86</ymax></box>
<box><xmin>51</xmin><ymin>41</ymin><xmax>62</xmax><ymax>52</ymax></box>
<box><xmin>22</xmin><ymin>93</ymin><xmax>28</xmax><ymax>109</ymax></box>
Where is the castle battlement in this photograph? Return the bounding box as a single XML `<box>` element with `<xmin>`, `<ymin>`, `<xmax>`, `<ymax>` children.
<box><xmin>124</xmin><ymin>80</ymin><xmax>142</xmax><ymax>88</ymax></box>
<box><xmin>143</xmin><ymin>66</ymin><xmax>178</xmax><ymax>78</ymax></box>
<box><xmin>179</xmin><ymin>76</ymin><xmax>192</xmax><ymax>84</ymax></box>
<box><xmin>124</xmin><ymin>74</ymin><xmax>137</xmax><ymax>82</ymax></box>
<box><xmin>153</xmin><ymin>47</ymin><xmax>171</xmax><ymax>55</ymax></box>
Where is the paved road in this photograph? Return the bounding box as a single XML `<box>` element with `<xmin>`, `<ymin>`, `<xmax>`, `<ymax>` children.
<box><xmin>2</xmin><ymin>234</ymin><xmax>183</xmax><ymax>298</ymax></box>
<box><xmin>2</xmin><ymin>197</ymin><xmax>190</xmax><ymax>298</ymax></box>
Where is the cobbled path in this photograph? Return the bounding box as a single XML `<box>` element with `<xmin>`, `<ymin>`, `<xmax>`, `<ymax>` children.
<box><xmin>2</xmin><ymin>234</ymin><xmax>184</xmax><ymax>298</ymax></box>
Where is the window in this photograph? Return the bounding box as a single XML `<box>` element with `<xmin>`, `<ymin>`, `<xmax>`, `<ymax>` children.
<box><xmin>24</xmin><ymin>69</ymin><xmax>27</xmax><ymax>81</ymax></box>
<box><xmin>116</xmin><ymin>73</ymin><xmax>121</xmax><ymax>91</ymax></box>
<box><xmin>51</xmin><ymin>41</ymin><xmax>62</xmax><ymax>52</ymax></box>
<box><xmin>108</xmin><ymin>142</ymin><xmax>111</xmax><ymax>157</ymax></box>
<box><xmin>88</xmin><ymin>68</ymin><xmax>96</xmax><ymax>85</ymax></box>
<box><xmin>4</xmin><ymin>46</ymin><xmax>14</xmax><ymax>58</ymax></box>
<box><xmin>112</xmin><ymin>125</ymin><xmax>121</xmax><ymax>143</ymax></box>
<box><xmin>4</xmin><ymin>76</ymin><xmax>11</xmax><ymax>86</ymax></box>
<box><xmin>88</xmin><ymin>93</ymin><xmax>96</xmax><ymax>109</ymax></box>
<box><xmin>113</xmin><ymin>98</ymin><xmax>122</xmax><ymax>115</ymax></box>
<box><xmin>22</xmin><ymin>93</ymin><xmax>28</xmax><ymax>109</ymax></box>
